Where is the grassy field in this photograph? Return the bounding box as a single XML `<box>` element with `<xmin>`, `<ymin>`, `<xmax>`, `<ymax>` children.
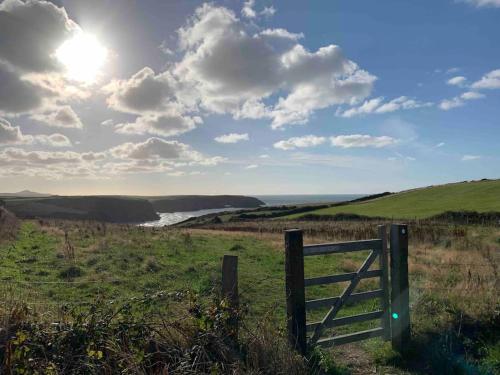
<box><xmin>0</xmin><ymin>218</ymin><xmax>498</xmax><ymax>373</ymax></box>
<box><xmin>287</xmin><ymin>179</ymin><xmax>500</xmax><ymax>220</ymax></box>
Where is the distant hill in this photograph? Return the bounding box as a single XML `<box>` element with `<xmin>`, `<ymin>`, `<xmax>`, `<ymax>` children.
<box><xmin>2</xmin><ymin>194</ymin><xmax>264</xmax><ymax>223</ymax></box>
<box><xmin>0</xmin><ymin>190</ymin><xmax>52</xmax><ymax>198</ymax></box>
<box><xmin>288</xmin><ymin>179</ymin><xmax>500</xmax><ymax>220</ymax></box>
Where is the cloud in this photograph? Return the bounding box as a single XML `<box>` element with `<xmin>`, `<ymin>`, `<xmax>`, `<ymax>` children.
<box><xmin>439</xmin><ymin>91</ymin><xmax>485</xmax><ymax>110</ymax></box>
<box><xmin>104</xmin><ymin>67</ymin><xmax>179</xmax><ymax>114</ymax></box>
<box><xmin>0</xmin><ymin>117</ymin><xmax>72</xmax><ymax>147</ymax></box>
<box><xmin>245</xmin><ymin>164</ymin><xmax>258</xmax><ymax>169</ymax></box>
<box><xmin>471</xmin><ymin>69</ymin><xmax>500</xmax><ymax>89</ymax></box>
<box><xmin>462</xmin><ymin>154</ymin><xmax>481</xmax><ymax>161</ymax></box>
<box><xmin>435</xmin><ymin>142</ymin><xmax>445</xmax><ymax>148</ymax></box>
<box><xmin>0</xmin><ymin>63</ymin><xmax>43</xmax><ymax>114</ymax></box>
<box><xmin>446</xmin><ymin>76</ymin><xmax>467</xmax><ymax>86</ymax></box>
<box><xmin>330</xmin><ymin>134</ymin><xmax>397</xmax><ymax>148</ymax></box>
<box><xmin>107</xmin><ymin>4</ymin><xmax>375</xmax><ymax>130</ymax></box>
<box><xmin>101</xmin><ymin>119</ymin><xmax>114</xmax><ymax>126</ymax></box>
<box><xmin>34</xmin><ymin>133</ymin><xmax>72</xmax><ymax>147</ymax></box>
<box><xmin>110</xmin><ymin>137</ymin><xmax>225</xmax><ymax>166</ymax></box>
<box><xmin>463</xmin><ymin>0</ymin><xmax>500</xmax><ymax>7</ymax></box>
<box><xmin>214</xmin><ymin>133</ymin><xmax>249</xmax><ymax>143</ymax></box>
<box><xmin>259</xmin><ymin>154</ymin><xmax>270</xmax><ymax>158</ymax></box>
<box><xmin>259</xmin><ymin>28</ymin><xmax>304</xmax><ymax>41</ymax></box>
<box><xmin>0</xmin><ymin>0</ymin><xmax>78</xmax><ymax>73</ymax></box>
<box><xmin>274</xmin><ymin>135</ymin><xmax>326</xmax><ymax>150</ymax></box>
<box><xmin>0</xmin><ymin>118</ymin><xmax>30</xmax><ymax>144</ymax></box>
<box><xmin>337</xmin><ymin>96</ymin><xmax>432</xmax><ymax>118</ymax></box>
<box><xmin>261</xmin><ymin>6</ymin><xmax>276</xmax><ymax>17</ymax></box>
<box><xmin>31</xmin><ymin>105</ymin><xmax>83</xmax><ymax>128</ymax></box>
<box><xmin>114</xmin><ymin>113</ymin><xmax>202</xmax><ymax>137</ymax></box>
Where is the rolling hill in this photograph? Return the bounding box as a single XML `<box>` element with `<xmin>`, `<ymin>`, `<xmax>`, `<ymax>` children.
<box><xmin>288</xmin><ymin>179</ymin><xmax>500</xmax><ymax>220</ymax></box>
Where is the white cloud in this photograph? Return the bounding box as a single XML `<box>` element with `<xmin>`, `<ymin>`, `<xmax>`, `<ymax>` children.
<box><xmin>259</xmin><ymin>28</ymin><xmax>304</xmax><ymax>40</ymax></box>
<box><xmin>446</xmin><ymin>76</ymin><xmax>467</xmax><ymax>86</ymax></box>
<box><xmin>241</xmin><ymin>0</ymin><xmax>257</xmax><ymax>18</ymax></box>
<box><xmin>462</xmin><ymin>154</ymin><xmax>481</xmax><ymax>161</ymax></box>
<box><xmin>446</xmin><ymin>67</ymin><xmax>461</xmax><ymax>74</ymax></box>
<box><xmin>0</xmin><ymin>118</ymin><xmax>71</xmax><ymax>147</ymax></box>
<box><xmin>460</xmin><ymin>91</ymin><xmax>485</xmax><ymax>100</ymax></box>
<box><xmin>330</xmin><ymin>134</ymin><xmax>397</xmax><ymax>148</ymax></box>
<box><xmin>101</xmin><ymin>119</ymin><xmax>114</xmax><ymax>126</ymax></box>
<box><xmin>274</xmin><ymin>135</ymin><xmax>326</xmax><ymax>150</ymax></box>
<box><xmin>0</xmin><ymin>118</ymin><xmax>30</xmax><ymax>144</ymax></box>
<box><xmin>34</xmin><ymin>133</ymin><xmax>72</xmax><ymax>147</ymax></box>
<box><xmin>435</xmin><ymin>142</ymin><xmax>445</xmax><ymax>148</ymax></box>
<box><xmin>106</xmin><ymin>4</ymin><xmax>375</xmax><ymax>130</ymax></box>
<box><xmin>261</xmin><ymin>6</ymin><xmax>276</xmax><ymax>17</ymax></box>
<box><xmin>115</xmin><ymin>113</ymin><xmax>202</xmax><ymax>137</ymax></box>
<box><xmin>464</xmin><ymin>0</ymin><xmax>500</xmax><ymax>7</ymax></box>
<box><xmin>471</xmin><ymin>69</ymin><xmax>500</xmax><ymax>89</ymax></box>
<box><xmin>31</xmin><ymin>105</ymin><xmax>83</xmax><ymax>128</ymax></box>
<box><xmin>214</xmin><ymin>133</ymin><xmax>250</xmax><ymax>144</ymax></box>
<box><xmin>439</xmin><ymin>90</ymin><xmax>485</xmax><ymax>110</ymax></box>
<box><xmin>259</xmin><ymin>154</ymin><xmax>270</xmax><ymax>158</ymax></box>
<box><xmin>439</xmin><ymin>97</ymin><xmax>464</xmax><ymax>110</ymax></box>
<box><xmin>245</xmin><ymin>164</ymin><xmax>258</xmax><ymax>169</ymax></box>
<box><xmin>337</xmin><ymin>96</ymin><xmax>432</xmax><ymax>118</ymax></box>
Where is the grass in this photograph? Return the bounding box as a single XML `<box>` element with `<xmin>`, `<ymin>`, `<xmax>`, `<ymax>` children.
<box><xmin>286</xmin><ymin>179</ymin><xmax>500</xmax><ymax>220</ymax></box>
<box><xmin>0</xmin><ymin>219</ymin><xmax>499</xmax><ymax>373</ymax></box>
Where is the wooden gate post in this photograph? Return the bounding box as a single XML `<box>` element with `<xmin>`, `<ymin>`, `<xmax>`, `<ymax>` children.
<box><xmin>378</xmin><ymin>225</ymin><xmax>391</xmax><ymax>341</ymax></box>
<box><xmin>390</xmin><ymin>224</ymin><xmax>411</xmax><ymax>352</ymax></box>
<box><xmin>285</xmin><ymin>229</ymin><xmax>307</xmax><ymax>355</ymax></box>
<box><xmin>222</xmin><ymin>255</ymin><xmax>239</xmax><ymax>339</ymax></box>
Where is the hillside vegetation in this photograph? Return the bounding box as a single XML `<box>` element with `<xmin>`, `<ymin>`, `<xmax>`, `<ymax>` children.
<box><xmin>288</xmin><ymin>179</ymin><xmax>500</xmax><ymax>220</ymax></box>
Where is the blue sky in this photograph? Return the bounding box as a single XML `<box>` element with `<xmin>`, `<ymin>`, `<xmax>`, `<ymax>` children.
<box><xmin>0</xmin><ymin>0</ymin><xmax>499</xmax><ymax>195</ymax></box>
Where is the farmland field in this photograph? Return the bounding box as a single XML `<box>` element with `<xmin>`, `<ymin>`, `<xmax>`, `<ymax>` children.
<box><xmin>286</xmin><ymin>179</ymin><xmax>500</xmax><ymax>220</ymax></box>
<box><xmin>0</xmin><ymin>218</ymin><xmax>498</xmax><ymax>374</ymax></box>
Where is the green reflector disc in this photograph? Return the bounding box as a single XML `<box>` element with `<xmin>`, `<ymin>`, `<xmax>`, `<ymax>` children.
<box><xmin>392</xmin><ymin>313</ymin><xmax>399</xmax><ymax>319</ymax></box>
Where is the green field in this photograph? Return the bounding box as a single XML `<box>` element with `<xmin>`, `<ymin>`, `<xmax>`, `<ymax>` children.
<box><xmin>0</xmin><ymin>219</ymin><xmax>498</xmax><ymax>373</ymax></box>
<box><xmin>288</xmin><ymin>179</ymin><xmax>500</xmax><ymax>219</ymax></box>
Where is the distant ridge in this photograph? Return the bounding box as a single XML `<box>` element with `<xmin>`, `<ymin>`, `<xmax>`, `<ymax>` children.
<box><xmin>0</xmin><ymin>190</ymin><xmax>52</xmax><ymax>198</ymax></box>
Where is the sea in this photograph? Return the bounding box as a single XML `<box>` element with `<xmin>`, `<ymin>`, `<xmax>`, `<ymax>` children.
<box><xmin>139</xmin><ymin>194</ymin><xmax>365</xmax><ymax>227</ymax></box>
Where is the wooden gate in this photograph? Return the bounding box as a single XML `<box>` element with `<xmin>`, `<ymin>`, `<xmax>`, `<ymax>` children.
<box><xmin>285</xmin><ymin>224</ymin><xmax>410</xmax><ymax>355</ymax></box>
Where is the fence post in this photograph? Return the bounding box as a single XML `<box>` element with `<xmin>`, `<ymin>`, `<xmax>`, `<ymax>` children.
<box><xmin>390</xmin><ymin>224</ymin><xmax>411</xmax><ymax>352</ymax></box>
<box><xmin>378</xmin><ymin>225</ymin><xmax>391</xmax><ymax>341</ymax></box>
<box><xmin>222</xmin><ymin>255</ymin><xmax>239</xmax><ymax>339</ymax></box>
<box><xmin>284</xmin><ymin>229</ymin><xmax>307</xmax><ymax>355</ymax></box>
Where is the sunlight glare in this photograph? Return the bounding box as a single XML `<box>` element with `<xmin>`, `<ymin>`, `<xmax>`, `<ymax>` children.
<box><xmin>55</xmin><ymin>32</ymin><xmax>108</xmax><ymax>83</ymax></box>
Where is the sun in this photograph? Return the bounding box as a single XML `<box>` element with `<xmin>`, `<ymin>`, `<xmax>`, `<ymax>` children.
<box><xmin>55</xmin><ymin>32</ymin><xmax>108</xmax><ymax>83</ymax></box>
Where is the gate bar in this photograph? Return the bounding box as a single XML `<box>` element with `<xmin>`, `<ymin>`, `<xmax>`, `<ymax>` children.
<box><xmin>306</xmin><ymin>310</ymin><xmax>383</xmax><ymax>331</ymax></box>
<box><xmin>304</xmin><ymin>239</ymin><xmax>382</xmax><ymax>256</ymax></box>
<box><xmin>306</xmin><ymin>289</ymin><xmax>383</xmax><ymax>310</ymax></box>
<box><xmin>316</xmin><ymin>327</ymin><xmax>384</xmax><ymax>348</ymax></box>
<box><xmin>304</xmin><ymin>269</ymin><xmax>381</xmax><ymax>287</ymax></box>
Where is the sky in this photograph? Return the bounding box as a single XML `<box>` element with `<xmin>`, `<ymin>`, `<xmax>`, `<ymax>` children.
<box><xmin>0</xmin><ymin>0</ymin><xmax>499</xmax><ymax>195</ymax></box>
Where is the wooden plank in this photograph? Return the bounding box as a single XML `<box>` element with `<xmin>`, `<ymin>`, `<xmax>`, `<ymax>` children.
<box><xmin>378</xmin><ymin>225</ymin><xmax>391</xmax><ymax>341</ymax></box>
<box><xmin>316</xmin><ymin>327</ymin><xmax>384</xmax><ymax>348</ymax></box>
<box><xmin>284</xmin><ymin>229</ymin><xmax>307</xmax><ymax>355</ymax></box>
<box><xmin>307</xmin><ymin>310</ymin><xmax>383</xmax><ymax>331</ymax></box>
<box><xmin>303</xmin><ymin>239</ymin><xmax>382</xmax><ymax>256</ymax></box>
<box><xmin>304</xmin><ymin>269</ymin><xmax>381</xmax><ymax>287</ymax></box>
<box><xmin>309</xmin><ymin>250</ymin><xmax>380</xmax><ymax>344</ymax></box>
<box><xmin>390</xmin><ymin>224</ymin><xmax>411</xmax><ymax>352</ymax></box>
<box><xmin>306</xmin><ymin>289</ymin><xmax>383</xmax><ymax>310</ymax></box>
<box><xmin>221</xmin><ymin>255</ymin><xmax>238</xmax><ymax>340</ymax></box>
